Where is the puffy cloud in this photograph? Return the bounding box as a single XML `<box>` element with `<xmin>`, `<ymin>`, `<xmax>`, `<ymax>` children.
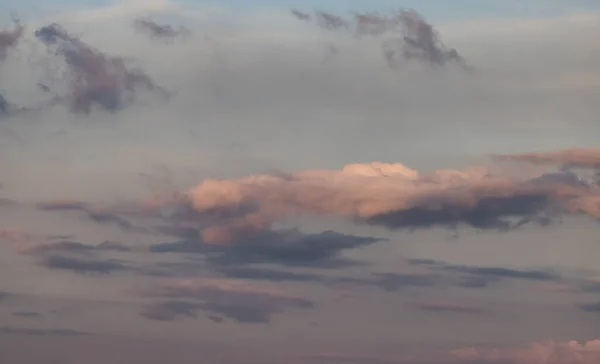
<box><xmin>139</xmin><ymin>278</ymin><xmax>315</xmax><ymax>323</ymax></box>
<box><xmin>177</xmin><ymin>162</ymin><xmax>594</xmax><ymax>244</ymax></box>
<box><xmin>33</xmin><ymin>23</ymin><xmax>169</xmax><ymax>114</ymax></box>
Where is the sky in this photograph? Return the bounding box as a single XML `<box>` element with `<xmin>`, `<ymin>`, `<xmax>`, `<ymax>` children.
<box><xmin>0</xmin><ymin>0</ymin><xmax>600</xmax><ymax>363</ymax></box>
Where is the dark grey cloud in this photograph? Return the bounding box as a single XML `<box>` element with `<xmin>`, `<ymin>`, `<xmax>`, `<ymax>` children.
<box><xmin>0</xmin><ymin>291</ymin><xmax>9</xmax><ymax>300</ymax></box>
<box><xmin>141</xmin><ymin>281</ymin><xmax>315</xmax><ymax>324</ymax></box>
<box><xmin>12</xmin><ymin>311</ymin><xmax>44</xmax><ymax>319</ymax></box>
<box><xmin>291</xmin><ymin>8</ymin><xmax>469</xmax><ymax>70</ymax></box>
<box><xmin>372</xmin><ymin>273</ymin><xmax>439</xmax><ymax>291</ymax></box>
<box><xmin>38</xmin><ymin>254</ymin><xmax>130</xmax><ymax>274</ymax></box>
<box><xmin>133</xmin><ymin>18</ymin><xmax>191</xmax><ymax>41</ymax></box>
<box><xmin>150</xmin><ymin>229</ymin><xmax>383</xmax><ymax>268</ymax></box>
<box><xmin>442</xmin><ymin>265</ymin><xmax>559</xmax><ymax>281</ymax></box>
<box><xmin>0</xmin><ymin>20</ymin><xmax>23</xmax><ymax>60</ymax></box>
<box><xmin>580</xmin><ymin>301</ymin><xmax>600</xmax><ymax>312</ymax></box>
<box><xmin>37</xmin><ymin>201</ymin><xmax>146</xmax><ymax>233</ymax></box>
<box><xmin>365</xmin><ymin>193</ymin><xmax>552</xmax><ymax>232</ymax></box>
<box><xmin>33</xmin><ymin>23</ymin><xmax>169</xmax><ymax>114</ymax></box>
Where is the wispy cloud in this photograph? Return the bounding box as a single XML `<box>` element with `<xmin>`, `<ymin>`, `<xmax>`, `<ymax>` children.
<box><xmin>139</xmin><ymin>278</ymin><xmax>315</xmax><ymax>323</ymax></box>
<box><xmin>33</xmin><ymin>22</ymin><xmax>169</xmax><ymax>114</ymax></box>
<box><xmin>291</xmin><ymin>8</ymin><xmax>470</xmax><ymax>70</ymax></box>
<box><xmin>133</xmin><ymin>18</ymin><xmax>191</xmax><ymax>41</ymax></box>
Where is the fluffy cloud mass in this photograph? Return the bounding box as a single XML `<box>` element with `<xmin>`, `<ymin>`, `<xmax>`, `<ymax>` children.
<box><xmin>164</xmin><ymin>159</ymin><xmax>596</xmax><ymax>244</ymax></box>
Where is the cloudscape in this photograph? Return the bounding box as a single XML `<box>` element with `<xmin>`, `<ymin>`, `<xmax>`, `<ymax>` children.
<box><xmin>0</xmin><ymin>0</ymin><xmax>599</xmax><ymax>363</ymax></box>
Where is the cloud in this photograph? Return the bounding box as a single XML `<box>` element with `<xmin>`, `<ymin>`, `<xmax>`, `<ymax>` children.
<box><xmin>494</xmin><ymin>148</ymin><xmax>600</xmax><ymax>170</ymax></box>
<box><xmin>580</xmin><ymin>302</ymin><xmax>600</xmax><ymax>312</ymax></box>
<box><xmin>370</xmin><ymin>273</ymin><xmax>439</xmax><ymax>291</ymax></box>
<box><xmin>27</xmin><ymin>240</ymin><xmax>131</xmax><ymax>255</ymax></box>
<box><xmin>0</xmin><ymin>20</ymin><xmax>24</xmax><ymax>61</ymax></box>
<box><xmin>37</xmin><ymin>200</ymin><xmax>146</xmax><ymax>232</ymax></box>
<box><xmin>0</xmin><ymin>291</ymin><xmax>9</xmax><ymax>300</ymax></box>
<box><xmin>139</xmin><ymin>278</ymin><xmax>315</xmax><ymax>323</ymax></box>
<box><xmin>162</xmin><ymin>162</ymin><xmax>595</xmax><ymax>244</ymax></box>
<box><xmin>33</xmin><ymin>22</ymin><xmax>169</xmax><ymax>114</ymax></box>
<box><xmin>150</xmin><ymin>229</ymin><xmax>382</xmax><ymax>268</ymax></box>
<box><xmin>133</xmin><ymin>18</ymin><xmax>191</xmax><ymax>41</ymax></box>
<box><xmin>0</xmin><ymin>327</ymin><xmax>90</xmax><ymax>336</ymax></box>
<box><xmin>442</xmin><ymin>265</ymin><xmax>559</xmax><ymax>281</ymax></box>
<box><xmin>38</xmin><ymin>254</ymin><xmax>130</xmax><ymax>274</ymax></box>
<box><xmin>291</xmin><ymin>9</ymin><xmax>469</xmax><ymax>70</ymax></box>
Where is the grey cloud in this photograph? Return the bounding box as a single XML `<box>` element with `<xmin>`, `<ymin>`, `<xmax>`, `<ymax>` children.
<box><xmin>372</xmin><ymin>273</ymin><xmax>439</xmax><ymax>291</ymax></box>
<box><xmin>292</xmin><ymin>8</ymin><xmax>469</xmax><ymax>69</ymax></box>
<box><xmin>365</xmin><ymin>193</ymin><xmax>552</xmax><ymax>232</ymax></box>
<box><xmin>0</xmin><ymin>291</ymin><xmax>9</xmax><ymax>300</ymax></box>
<box><xmin>442</xmin><ymin>265</ymin><xmax>559</xmax><ymax>281</ymax></box>
<box><xmin>133</xmin><ymin>18</ymin><xmax>191</xmax><ymax>41</ymax></box>
<box><xmin>140</xmin><ymin>301</ymin><xmax>201</xmax><ymax>321</ymax></box>
<box><xmin>0</xmin><ymin>20</ymin><xmax>23</xmax><ymax>61</ymax></box>
<box><xmin>407</xmin><ymin>258</ymin><xmax>560</xmax><ymax>288</ymax></box>
<box><xmin>33</xmin><ymin>23</ymin><xmax>169</xmax><ymax>114</ymax></box>
<box><xmin>29</xmin><ymin>240</ymin><xmax>130</xmax><ymax>255</ymax></box>
<box><xmin>150</xmin><ymin>229</ymin><xmax>383</xmax><ymax>268</ymax></box>
<box><xmin>141</xmin><ymin>280</ymin><xmax>315</xmax><ymax>324</ymax></box>
<box><xmin>37</xmin><ymin>201</ymin><xmax>146</xmax><ymax>233</ymax></box>
<box><xmin>494</xmin><ymin>148</ymin><xmax>600</xmax><ymax>170</ymax></box>
<box><xmin>580</xmin><ymin>302</ymin><xmax>600</xmax><ymax>312</ymax></box>
<box><xmin>38</xmin><ymin>254</ymin><xmax>130</xmax><ymax>274</ymax></box>
<box><xmin>0</xmin><ymin>327</ymin><xmax>90</xmax><ymax>336</ymax></box>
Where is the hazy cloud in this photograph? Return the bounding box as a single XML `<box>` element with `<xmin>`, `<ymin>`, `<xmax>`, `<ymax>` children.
<box><xmin>140</xmin><ymin>278</ymin><xmax>315</xmax><ymax>323</ymax></box>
